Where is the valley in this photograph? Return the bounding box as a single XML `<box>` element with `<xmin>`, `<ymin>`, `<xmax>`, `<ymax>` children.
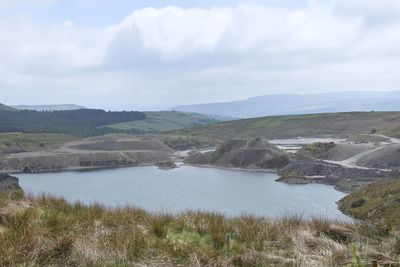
<box><xmin>1</xmin><ymin>111</ymin><xmax>400</xmax><ymax>192</ymax></box>
<box><xmin>0</xmin><ymin>109</ymin><xmax>400</xmax><ymax>266</ymax></box>
<box><xmin>3</xmin><ymin>2</ymin><xmax>400</xmax><ymax>264</ymax></box>
<box><xmin>1</xmin><ymin>109</ymin><xmax>400</xmax><ymax>266</ymax></box>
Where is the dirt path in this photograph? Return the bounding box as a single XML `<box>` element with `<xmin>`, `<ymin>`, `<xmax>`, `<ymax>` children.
<box><xmin>373</xmin><ymin>134</ymin><xmax>400</xmax><ymax>144</ymax></box>
<box><xmin>324</xmin><ymin>146</ymin><xmax>390</xmax><ymax>170</ymax></box>
<box><xmin>324</xmin><ymin>134</ymin><xmax>399</xmax><ymax>170</ymax></box>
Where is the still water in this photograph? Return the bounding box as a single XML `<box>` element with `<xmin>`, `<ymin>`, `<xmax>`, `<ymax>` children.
<box><xmin>18</xmin><ymin>165</ymin><xmax>349</xmax><ymax>220</ymax></box>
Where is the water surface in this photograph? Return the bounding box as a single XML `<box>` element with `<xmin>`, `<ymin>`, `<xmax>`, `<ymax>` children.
<box><xmin>18</xmin><ymin>166</ymin><xmax>349</xmax><ymax>220</ymax></box>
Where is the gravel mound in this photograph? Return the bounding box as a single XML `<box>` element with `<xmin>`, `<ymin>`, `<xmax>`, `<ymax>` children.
<box><xmin>186</xmin><ymin>137</ymin><xmax>289</xmax><ymax>169</ymax></box>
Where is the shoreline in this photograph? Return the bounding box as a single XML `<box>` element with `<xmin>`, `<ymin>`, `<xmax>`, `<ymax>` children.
<box><xmin>2</xmin><ymin>161</ymin><xmax>279</xmax><ymax>175</ymax></box>
<box><xmin>0</xmin><ymin>163</ymin><xmax>155</xmax><ymax>175</ymax></box>
<box><xmin>183</xmin><ymin>163</ymin><xmax>278</xmax><ymax>173</ymax></box>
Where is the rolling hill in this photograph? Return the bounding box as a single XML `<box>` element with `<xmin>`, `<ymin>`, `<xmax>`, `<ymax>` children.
<box><xmin>12</xmin><ymin>104</ymin><xmax>86</xmax><ymax>111</ymax></box>
<box><xmin>172</xmin><ymin>111</ymin><xmax>400</xmax><ymax>140</ymax></box>
<box><xmin>0</xmin><ymin>109</ymin><xmax>145</xmax><ymax>136</ymax></box>
<box><xmin>105</xmin><ymin>111</ymin><xmax>220</xmax><ymax>133</ymax></box>
<box><xmin>0</xmin><ymin>103</ymin><xmax>15</xmax><ymax>111</ymax></box>
<box><xmin>173</xmin><ymin>91</ymin><xmax>400</xmax><ymax>118</ymax></box>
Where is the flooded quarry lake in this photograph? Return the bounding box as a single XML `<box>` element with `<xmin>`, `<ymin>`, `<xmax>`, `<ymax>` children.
<box><xmin>18</xmin><ymin>165</ymin><xmax>349</xmax><ymax>220</ymax></box>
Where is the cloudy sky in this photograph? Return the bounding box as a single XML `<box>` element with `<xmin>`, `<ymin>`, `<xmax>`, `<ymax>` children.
<box><xmin>1</xmin><ymin>0</ymin><xmax>400</xmax><ymax>110</ymax></box>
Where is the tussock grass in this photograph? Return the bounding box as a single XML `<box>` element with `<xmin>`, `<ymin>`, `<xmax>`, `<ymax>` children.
<box><xmin>0</xmin><ymin>194</ymin><xmax>399</xmax><ymax>266</ymax></box>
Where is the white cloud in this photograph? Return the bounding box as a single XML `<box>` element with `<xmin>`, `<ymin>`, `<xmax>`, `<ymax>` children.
<box><xmin>1</xmin><ymin>1</ymin><xmax>400</xmax><ymax>109</ymax></box>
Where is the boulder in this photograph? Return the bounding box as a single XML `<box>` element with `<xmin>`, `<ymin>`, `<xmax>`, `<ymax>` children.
<box><xmin>155</xmin><ymin>160</ymin><xmax>178</xmax><ymax>170</ymax></box>
<box><xmin>0</xmin><ymin>173</ymin><xmax>21</xmax><ymax>194</ymax></box>
<box><xmin>351</xmin><ymin>199</ymin><xmax>365</xmax><ymax>208</ymax></box>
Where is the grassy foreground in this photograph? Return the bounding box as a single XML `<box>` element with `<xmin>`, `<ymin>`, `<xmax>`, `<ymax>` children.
<box><xmin>1</xmin><ymin>193</ymin><xmax>400</xmax><ymax>266</ymax></box>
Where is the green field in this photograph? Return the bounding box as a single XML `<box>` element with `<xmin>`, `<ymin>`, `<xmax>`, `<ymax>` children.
<box><xmin>172</xmin><ymin>111</ymin><xmax>400</xmax><ymax>140</ymax></box>
<box><xmin>106</xmin><ymin>111</ymin><xmax>219</xmax><ymax>133</ymax></box>
<box><xmin>0</xmin><ymin>133</ymin><xmax>77</xmax><ymax>154</ymax></box>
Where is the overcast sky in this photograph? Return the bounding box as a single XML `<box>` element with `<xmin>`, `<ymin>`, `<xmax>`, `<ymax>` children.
<box><xmin>1</xmin><ymin>0</ymin><xmax>400</xmax><ymax>110</ymax></box>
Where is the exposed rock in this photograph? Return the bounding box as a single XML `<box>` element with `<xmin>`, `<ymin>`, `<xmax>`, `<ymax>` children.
<box><xmin>351</xmin><ymin>199</ymin><xmax>365</xmax><ymax>208</ymax></box>
<box><xmin>0</xmin><ymin>173</ymin><xmax>21</xmax><ymax>194</ymax></box>
<box><xmin>185</xmin><ymin>138</ymin><xmax>290</xmax><ymax>169</ymax></box>
<box><xmin>155</xmin><ymin>160</ymin><xmax>178</xmax><ymax>170</ymax></box>
<box><xmin>0</xmin><ymin>135</ymin><xmax>180</xmax><ymax>173</ymax></box>
<box><xmin>277</xmin><ymin>156</ymin><xmax>399</xmax><ymax>192</ymax></box>
<box><xmin>0</xmin><ymin>151</ymin><xmax>171</xmax><ymax>173</ymax></box>
<box><xmin>185</xmin><ymin>151</ymin><xmax>213</xmax><ymax>165</ymax></box>
<box><xmin>275</xmin><ymin>175</ymin><xmax>341</xmax><ymax>186</ymax></box>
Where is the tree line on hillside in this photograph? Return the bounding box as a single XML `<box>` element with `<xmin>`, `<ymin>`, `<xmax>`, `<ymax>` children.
<box><xmin>0</xmin><ymin>109</ymin><xmax>145</xmax><ymax>136</ymax></box>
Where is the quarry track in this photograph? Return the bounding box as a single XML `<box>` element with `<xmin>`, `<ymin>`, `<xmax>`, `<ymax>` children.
<box><xmin>324</xmin><ymin>134</ymin><xmax>400</xmax><ymax>170</ymax></box>
<box><xmin>0</xmin><ymin>135</ymin><xmax>176</xmax><ymax>173</ymax></box>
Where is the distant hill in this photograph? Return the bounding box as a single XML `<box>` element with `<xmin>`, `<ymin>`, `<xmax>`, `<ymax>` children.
<box><xmin>105</xmin><ymin>111</ymin><xmax>221</xmax><ymax>133</ymax></box>
<box><xmin>12</xmin><ymin>104</ymin><xmax>87</xmax><ymax>111</ymax></box>
<box><xmin>0</xmin><ymin>103</ymin><xmax>16</xmax><ymax>111</ymax></box>
<box><xmin>172</xmin><ymin>111</ymin><xmax>400</xmax><ymax>140</ymax></box>
<box><xmin>173</xmin><ymin>91</ymin><xmax>400</xmax><ymax>118</ymax></box>
<box><xmin>0</xmin><ymin>109</ymin><xmax>145</xmax><ymax>137</ymax></box>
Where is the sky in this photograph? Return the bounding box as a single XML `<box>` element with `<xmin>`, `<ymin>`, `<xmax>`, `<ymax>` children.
<box><xmin>1</xmin><ymin>0</ymin><xmax>400</xmax><ymax>110</ymax></box>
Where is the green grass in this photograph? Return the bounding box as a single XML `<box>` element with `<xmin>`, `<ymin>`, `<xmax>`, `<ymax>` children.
<box><xmin>0</xmin><ymin>133</ymin><xmax>77</xmax><ymax>154</ymax></box>
<box><xmin>1</xmin><ymin>193</ymin><xmax>399</xmax><ymax>266</ymax></box>
<box><xmin>106</xmin><ymin>111</ymin><xmax>219</xmax><ymax>133</ymax></box>
<box><xmin>339</xmin><ymin>180</ymin><xmax>400</xmax><ymax>228</ymax></box>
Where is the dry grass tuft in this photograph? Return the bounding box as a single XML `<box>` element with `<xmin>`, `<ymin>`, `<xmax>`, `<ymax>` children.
<box><xmin>0</xmin><ymin>194</ymin><xmax>399</xmax><ymax>266</ymax></box>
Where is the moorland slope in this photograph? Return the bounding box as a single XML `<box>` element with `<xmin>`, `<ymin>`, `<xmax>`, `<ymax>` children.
<box><xmin>106</xmin><ymin>111</ymin><xmax>220</xmax><ymax>133</ymax></box>
<box><xmin>173</xmin><ymin>112</ymin><xmax>400</xmax><ymax>140</ymax></box>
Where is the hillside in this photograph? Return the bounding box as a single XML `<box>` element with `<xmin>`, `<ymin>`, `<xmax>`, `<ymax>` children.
<box><xmin>173</xmin><ymin>111</ymin><xmax>400</xmax><ymax>140</ymax></box>
<box><xmin>0</xmin><ymin>109</ymin><xmax>145</xmax><ymax>137</ymax></box>
<box><xmin>0</xmin><ymin>103</ymin><xmax>15</xmax><ymax>111</ymax></box>
<box><xmin>12</xmin><ymin>104</ymin><xmax>86</xmax><ymax>111</ymax></box>
<box><xmin>0</xmin><ymin>133</ymin><xmax>77</xmax><ymax>155</ymax></box>
<box><xmin>339</xmin><ymin>180</ymin><xmax>400</xmax><ymax>227</ymax></box>
<box><xmin>106</xmin><ymin>111</ymin><xmax>219</xmax><ymax>133</ymax></box>
<box><xmin>174</xmin><ymin>91</ymin><xmax>400</xmax><ymax>118</ymax></box>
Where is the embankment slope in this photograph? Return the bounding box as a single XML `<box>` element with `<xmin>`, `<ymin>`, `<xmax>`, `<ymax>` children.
<box><xmin>339</xmin><ymin>180</ymin><xmax>400</xmax><ymax>227</ymax></box>
<box><xmin>355</xmin><ymin>144</ymin><xmax>400</xmax><ymax>169</ymax></box>
<box><xmin>0</xmin><ymin>134</ymin><xmax>174</xmax><ymax>173</ymax></box>
<box><xmin>185</xmin><ymin>137</ymin><xmax>289</xmax><ymax>169</ymax></box>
